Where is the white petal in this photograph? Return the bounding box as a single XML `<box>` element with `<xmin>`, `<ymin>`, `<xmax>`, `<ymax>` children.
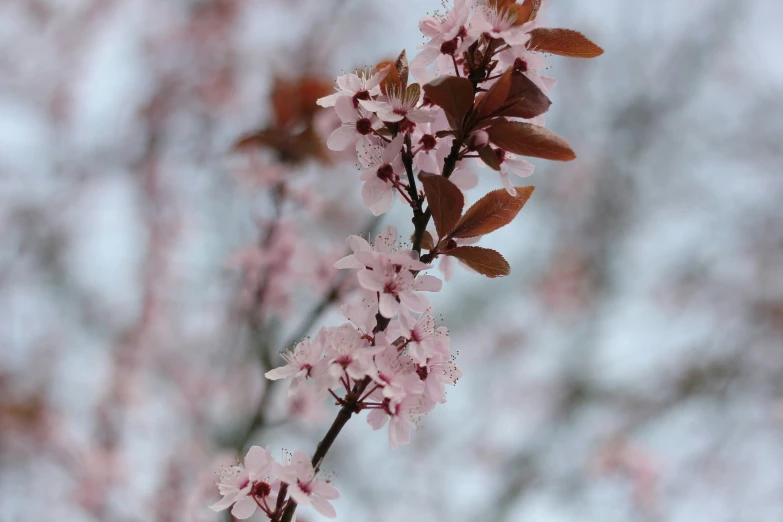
<box><xmin>334</xmin><ymin>96</ymin><xmax>358</xmax><ymax>122</ymax></box>
<box><xmin>359</xmin><ymin>99</ymin><xmax>389</xmax><ymax>113</ymax></box>
<box><xmin>413</xmin><ymin>274</ymin><xmax>442</xmax><ymax>292</ymax></box>
<box><xmin>382</xmin><ymin>134</ymin><xmax>405</xmax><ymax>164</ymax></box>
<box><xmin>264</xmin><ymin>365</ymin><xmax>298</xmax><ymax>380</ymax></box>
<box><xmin>367</xmin><ymin>408</ymin><xmax>389</xmax><ymax>430</ymax></box>
<box><xmin>377</xmin><ymin>109</ymin><xmax>404</xmax><ymax>122</ymax></box>
<box><xmin>499</xmin><ymin>169</ymin><xmax>515</xmax><ymax>195</ymax></box>
<box><xmin>209</xmin><ymin>495</ymin><xmax>236</xmax><ymax>512</ymax></box>
<box><xmin>406</xmin><ymin>109</ymin><xmax>436</xmax><ymax>124</ymax></box>
<box><xmin>231</xmin><ymin>497</ymin><xmax>257</xmax><ymax>519</ymax></box>
<box><xmin>449</xmin><ymin>168</ymin><xmax>478</xmax><ymax>190</ymax></box>
<box><xmin>316</xmin><ymin>92</ymin><xmax>343</xmax><ymax>107</ymax></box>
<box><xmin>504</xmin><ymin>157</ymin><xmax>535</xmax><ymax>178</ymax></box>
<box><xmin>244</xmin><ymin>446</ymin><xmax>270</xmax><ymax>476</ymax></box>
<box><xmin>312</xmin><ymin>496</ymin><xmax>337</xmax><ymax>518</ymax></box>
<box><xmin>379</xmin><ymin>293</ymin><xmax>399</xmax><ymax>318</ymax></box>
<box><xmin>334</xmin><ymin>254</ymin><xmax>363</xmax><ymax>270</ymax></box>
<box><xmin>327</xmin><ymin>125</ymin><xmax>357</xmax><ymax>151</ymax></box>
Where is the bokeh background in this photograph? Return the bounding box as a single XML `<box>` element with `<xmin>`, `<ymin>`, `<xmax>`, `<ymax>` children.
<box><xmin>2</xmin><ymin>0</ymin><xmax>782</xmax><ymax>521</ymax></box>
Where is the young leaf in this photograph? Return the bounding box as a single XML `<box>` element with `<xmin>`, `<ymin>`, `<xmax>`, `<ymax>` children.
<box><xmin>451</xmin><ymin>186</ymin><xmax>535</xmax><ymax>239</ymax></box>
<box><xmin>395</xmin><ymin>49</ymin><xmax>409</xmax><ymax>90</ymax></box>
<box><xmin>475</xmin><ymin>68</ymin><xmax>512</xmax><ymax>119</ymax></box>
<box><xmin>514</xmin><ymin>0</ymin><xmax>541</xmax><ymax>24</ymax></box>
<box><xmin>500</xmin><ymin>72</ymin><xmax>551</xmax><ymax>119</ymax></box>
<box><xmin>528</xmin><ymin>28</ymin><xmax>604</xmax><ymax>58</ymax></box>
<box><xmin>478</xmin><ymin>145</ymin><xmax>501</xmax><ymax>171</ymax></box>
<box><xmin>423</xmin><ymin>76</ymin><xmax>475</xmax><ymax>130</ymax></box>
<box><xmin>486</xmin><ymin>121</ymin><xmax>575</xmax><ymax>161</ymax></box>
<box><xmin>406</xmin><ymin>83</ymin><xmax>421</xmax><ymax>105</ymax></box>
<box><xmin>419</xmin><ymin>172</ymin><xmax>465</xmax><ymax>239</ymax></box>
<box><xmin>411</xmin><ymin>230</ymin><xmax>435</xmax><ymax>251</ymax></box>
<box><xmin>444</xmin><ymin>246</ymin><xmax>510</xmax><ymax>278</ymax></box>
<box><xmin>377</xmin><ymin>60</ymin><xmax>401</xmax><ymax>95</ymax></box>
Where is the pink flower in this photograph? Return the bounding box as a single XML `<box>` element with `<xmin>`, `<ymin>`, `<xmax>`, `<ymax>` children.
<box><xmin>277</xmin><ymin>451</ymin><xmax>340</xmax><ymax>518</ymax></box>
<box><xmin>494</xmin><ymin>148</ymin><xmax>535</xmax><ymax>195</ymax></box>
<box><xmin>356</xmin><ymin>134</ymin><xmax>406</xmax><ymax>215</ymax></box>
<box><xmin>370</xmin><ymin>346</ymin><xmax>425</xmax><ymax>402</ymax></box>
<box><xmin>264</xmin><ymin>331</ymin><xmax>325</xmax><ymax>389</ymax></box>
<box><xmin>418</xmin><ymin>0</ymin><xmax>472</xmax><ymax>41</ymax></box>
<box><xmin>419</xmin><ymin>352</ymin><xmax>462</xmax><ymax>404</ymax></box>
<box><xmin>334</xmin><ymin>227</ymin><xmax>442</xmax><ymax>317</ymax></box>
<box><xmin>316</xmin><ymin>324</ymin><xmax>381</xmax><ymax>390</ymax></box>
<box><xmin>396</xmin><ymin>310</ymin><xmax>450</xmax><ymax>364</ymax></box>
<box><xmin>326</xmin><ymin>97</ymin><xmax>376</xmax><ymax>152</ymax></box>
<box><xmin>210</xmin><ymin>446</ymin><xmax>277</xmax><ymax>519</ymax></box>
<box><xmin>317</xmin><ymin>67</ymin><xmax>390</xmax><ymax>108</ymax></box>
<box><xmin>367</xmin><ymin>393</ymin><xmax>436</xmax><ymax>450</ymax></box>
<box><xmin>470</xmin><ymin>4</ymin><xmax>532</xmax><ymax>46</ymax></box>
<box><xmin>357</xmin><ymin>254</ymin><xmax>442</xmax><ymax>318</ymax></box>
<box><xmin>360</xmin><ymin>88</ymin><xmax>435</xmax><ymax>125</ymax></box>
<box><xmin>497</xmin><ymin>45</ymin><xmax>557</xmax><ymax>94</ymax></box>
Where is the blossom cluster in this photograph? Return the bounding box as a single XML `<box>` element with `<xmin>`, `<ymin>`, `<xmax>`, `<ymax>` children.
<box><xmin>320</xmin><ymin>0</ymin><xmax>558</xmax><ymax>201</ymax></box>
<box><xmin>266</xmin><ymin>226</ymin><xmax>461</xmax><ymax>450</ymax></box>
<box><xmin>210</xmin><ymin>446</ymin><xmax>339</xmax><ymax>519</ymax></box>
<box><xmin>211</xmin><ymin>0</ymin><xmax>601</xmax><ymax>519</ymax></box>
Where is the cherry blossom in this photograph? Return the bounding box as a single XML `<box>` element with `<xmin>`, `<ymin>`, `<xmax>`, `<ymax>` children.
<box><xmin>326</xmin><ymin>97</ymin><xmax>376</xmax><ymax>152</ymax></box>
<box><xmin>396</xmin><ymin>310</ymin><xmax>450</xmax><ymax>364</ymax></box>
<box><xmin>494</xmin><ymin>148</ymin><xmax>536</xmax><ymax>195</ymax></box>
<box><xmin>367</xmin><ymin>393</ymin><xmax>436</xmax><ymax>450</ymax></box>
<box><xmin>264</xmin><ymin>331</ymin><xmax>325</xmax><ymax>390</ymax></box>
<box><xmin>277</xmin><ymin>451</ymin><xmax>341</xmax><ymax>518</ymax></box>
<box><xmin>419</xmin><ymin>352</ymin><xmax>463</xmax><ymax>404</ymax></box>
<box><xmin>470</xmin><ymin>3</ymin><xmax>533</xmax><ymax>46</ymax></box>
<box><xmin>497</xmin><ymin>45</ymin><xmax>557</xmax><ymax>94</ymax></box>
<box><xmin>356</xmin><ymin>134</ymin><xmax>407</xmax><ymax>215</ymax></box>
<box><xmin>360</xmin><ymin>87</ymin><xmax>435</xmax><ymax>126</ymax></box>
<box><xmin>370</xmin><ymin>345</ymin><xmax>425</xmax><ymax>402</ymax></box>
<box><xmin>317</xmin><ymin>324</ymin><xmax>381</xmax><ymax>390</ymax></box>
<box><xmin>210</xmin><ymin>446</ymin><xmax>277</xmax><ymax>519</ymax></box>
<box><xmin>317</xmin><ymin>66</ymin><xmax>390</xmax><ymax>108</ymax></box>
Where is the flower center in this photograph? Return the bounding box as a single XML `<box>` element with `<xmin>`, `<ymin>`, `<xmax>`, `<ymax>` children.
<box><xmin>419</xmin><ymin>134</ymin><xmax>437</xmax><ymax>151</ymax></box>
<box><xmin>355</xmin><ymin>118</ymin><xmax>373</xmax><ymax>135</ymax></box>
<box><xmin>297</xmin><ymin>479</ymin><xmax>314</xmax><ymax>495</ymax></box>
<box><xmin>417</xmin><ymin>365</ymin><xmax>429</xmax><ymax>380</ymax></box>
<box><xmin>376</xmin><ymin>164</ymin><xmax>395</xmax><ymax>182</ymax></box>
<box><xmin>251</xmin><ymin>481</ymin><xmax>271</xmax><ymax>498</ymax></box>
<box><xmin>440</xmin><ymin>39</ymin><xmax>457</xmax><ymax>55</ymax></box>
<box><xmin>513</xmin><ymin>57</ymin><xmax>528</xmax><ymax>72</ymax></box>
<box><xmin>353</xmin><ymin>90</ymin><xmax>371</xmax><ymax>108</ymax></box>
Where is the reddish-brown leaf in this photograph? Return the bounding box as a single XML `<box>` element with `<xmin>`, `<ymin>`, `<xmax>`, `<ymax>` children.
<box><xmin>514</xmin><ymin>0</ymin><xmax>541</xmax><ymax>24</ymax></box>
<box><xmin>395</xmin><ymin>50</ymin><xmax>409</xmax><ymax>90</ymax></box>
<box><xmin>528</xmin><ymin>28</ymin><xmax>604</xmax><ymax>58</ymax></box>
<box><xmin>478</xmin><ymin>145</ymin><xmax>501</xmax><ymax>171</ymax></box>
<box><xmin>445</xmin><ymin>246</ymin><xmax>510</xmax><ymax>278</ymax></box>
<box><xmin>475</xmin><ymin>68</ymin><xmax>512</xmax><ymax>119</ymax></box>
<box><xmin>423</xmin><ymin>76</ymin><xmax>475</xmax><ymax>130</ymax></box>
<box><xmin>486</xmin><ymin>121</ymin><xmax>576</xmax><ymax>161</ymax></box>
<box><xmin>419</xmin><ymin>172</ymin><xmax>465</xmax><ymax>239</ymax></box>
<box><xmin>451</xmin><ymin>186</ymin><xmax>535</xmax><ymax>239</ymax></box>
<box><xmin>500</xmin><ymin>72</ymin><xmax>551</xmax><ymax>119</ymax></box>
<box><xmin>410</xmin><ymin>230</ymin><xmax>435</xmax><ymax>251</ymax></box>
<box><xmin>377</xmin><ymin>60</ymin><xmax>401</xmax><ymax>96</ymax></box>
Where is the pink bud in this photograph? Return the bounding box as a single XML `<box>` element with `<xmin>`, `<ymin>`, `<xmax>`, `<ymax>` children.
<box><xmin>468</xmin><ymin>130</ymin><xmax>489</xmax><ymax>149</ymax></box>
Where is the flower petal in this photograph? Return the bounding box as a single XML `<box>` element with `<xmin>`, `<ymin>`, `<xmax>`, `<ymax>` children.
<box><xmin>327</xmin><ymin>125</ymin><xmax>357</xmax><ymax>151</ymax></box>
<box><xmin>230</xmin><ymin>497</ymin><xmax>257</xmax><ymax>519</ymax></box>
